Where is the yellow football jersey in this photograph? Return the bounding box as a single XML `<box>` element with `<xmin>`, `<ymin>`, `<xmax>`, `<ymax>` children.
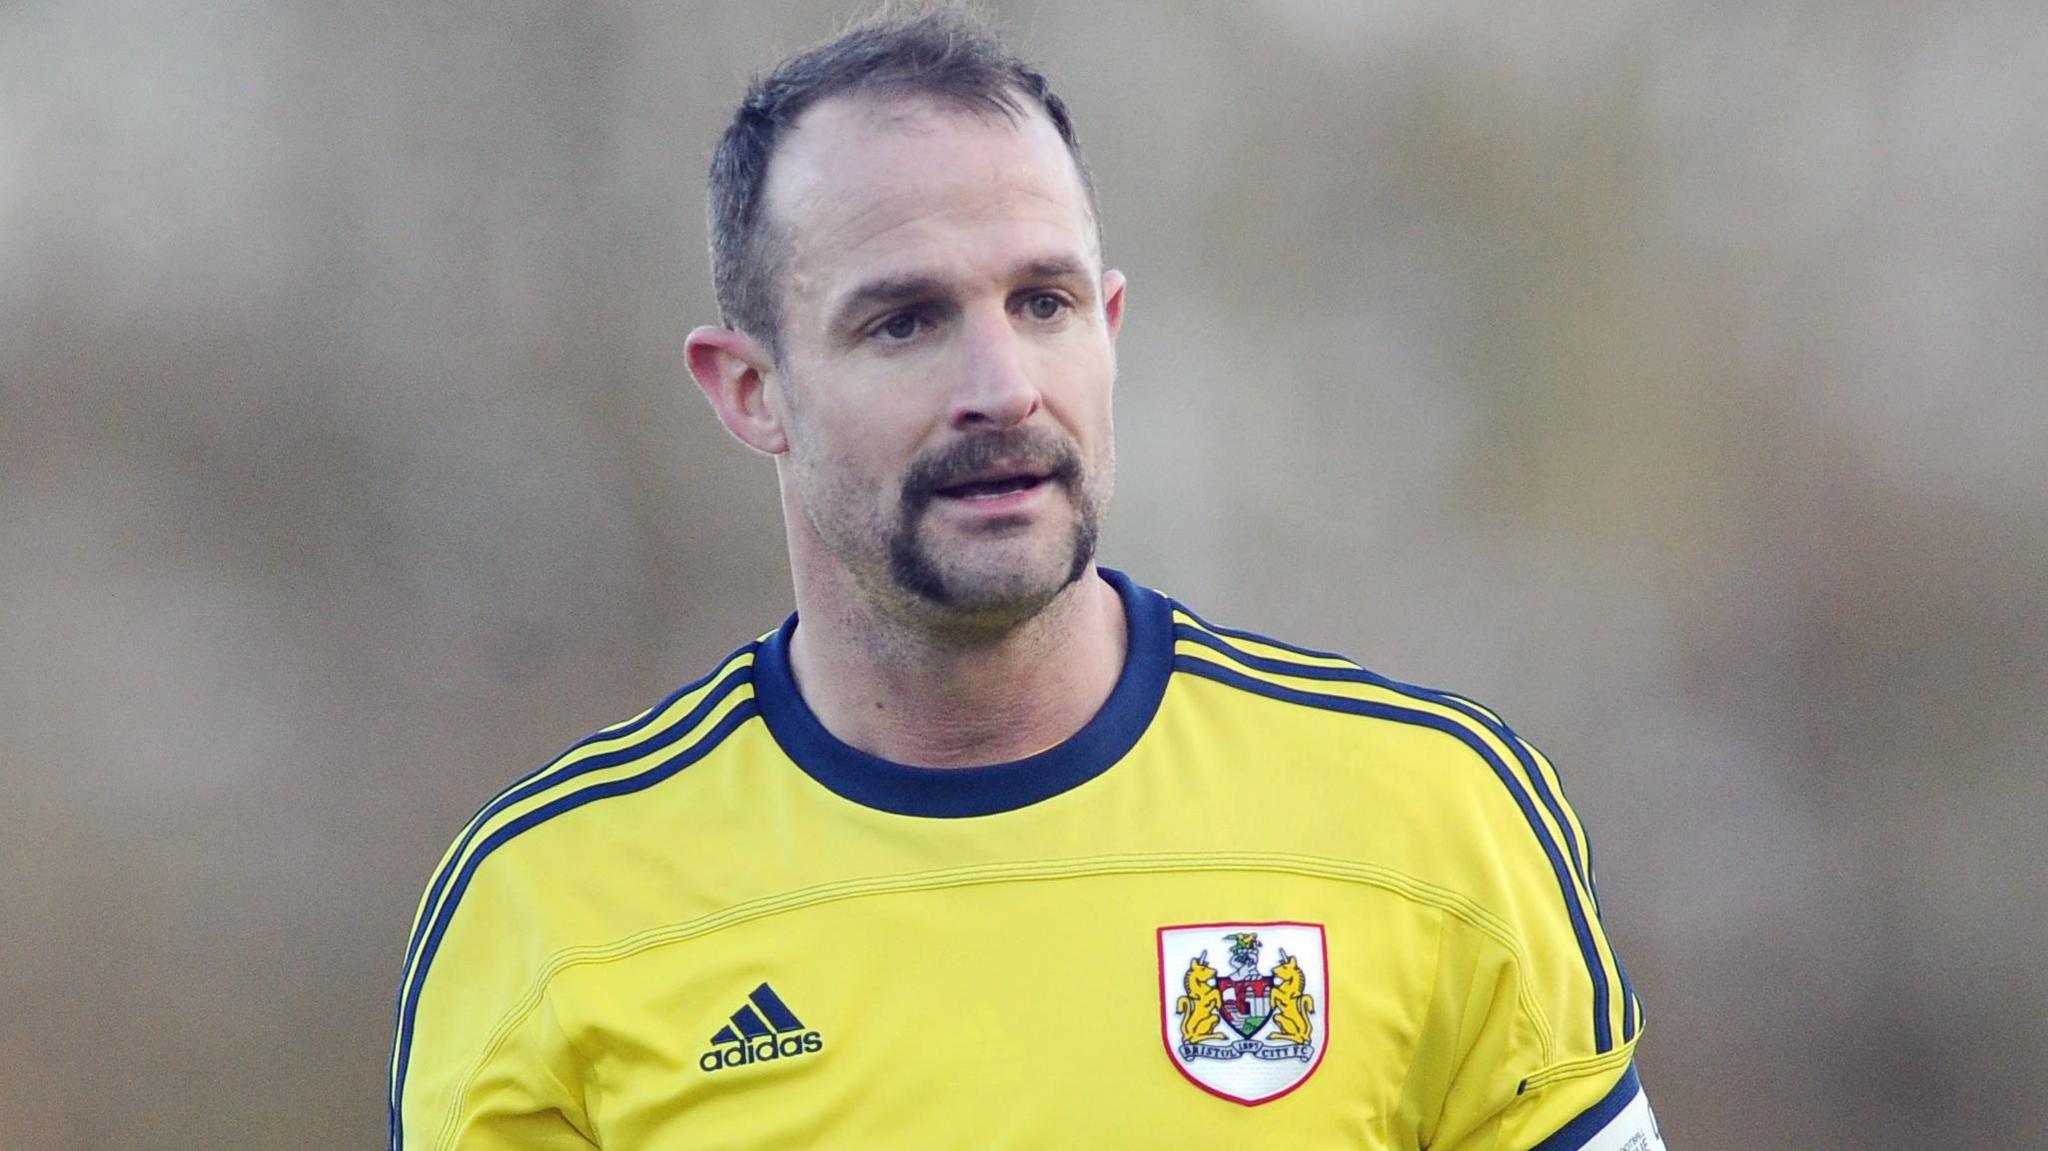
<box><xmin>390</xmin><ymin>569</ymin><xmax>1662</xmax><ymax>1149</ymax></box>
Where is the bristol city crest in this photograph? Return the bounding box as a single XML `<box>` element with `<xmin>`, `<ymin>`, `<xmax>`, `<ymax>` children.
<box><xmin>1157</xmin><ymin>922</ymin><xmax>1329</xmax><ymax>1104</ymax></box>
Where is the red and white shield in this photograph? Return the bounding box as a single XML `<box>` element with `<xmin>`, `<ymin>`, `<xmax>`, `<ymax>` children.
<box><xmin>1157</xmin><ymin>921</ymin><xmax>1329</xmax><ymax>1105</ymax></box>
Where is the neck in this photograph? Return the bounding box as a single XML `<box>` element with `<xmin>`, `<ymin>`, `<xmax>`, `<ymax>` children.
<box><xmin>785</xmin><ymin>564</ymin><xmax>1128</xmax><ymax>768</ymax></box>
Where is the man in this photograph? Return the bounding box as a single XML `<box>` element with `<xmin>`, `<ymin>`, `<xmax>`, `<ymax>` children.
<box><xmin>390</xmin><ymin>10</ymin><xmax>1665</xmax><ymax>1149</ymax></box>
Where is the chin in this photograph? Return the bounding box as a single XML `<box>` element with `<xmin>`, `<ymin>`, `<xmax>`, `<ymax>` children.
<box><xmin>892</xmin><ymin>530</ymin><xmax>1095</xmax><ymax>622</ymax></box>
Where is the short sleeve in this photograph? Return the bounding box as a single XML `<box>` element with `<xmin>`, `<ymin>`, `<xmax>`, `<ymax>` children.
<box><xmin>1511</xmin><ymin>1064</ymin><xmax>1666</xmax><ymax>1150</ymax></box>
<box><xmin>390</xmin><ymin>847</ymin><xmax>597</xmax><ymax>1151</ymax></box>
<box><xmin>1422</xmin><ymin>724</ymin><xmax>1664</xmax><ymax>1151</ymax></box>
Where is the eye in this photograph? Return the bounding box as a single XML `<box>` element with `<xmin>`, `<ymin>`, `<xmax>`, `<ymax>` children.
<box><xmin>1024</xmin><ymin>293</ymin><xmax>1068</xmax><ymax>321</ymax></box>
<box><xmin>875</xmin><ymin>311</ymin><xmax>923</xmax><ymax>341</ymax></box>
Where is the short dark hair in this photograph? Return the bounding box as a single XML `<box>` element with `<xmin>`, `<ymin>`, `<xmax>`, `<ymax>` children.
<box><xmin>706</xmin><ymin>6</ymin><xmax>1099</xmax><ymax>358</ymax></box>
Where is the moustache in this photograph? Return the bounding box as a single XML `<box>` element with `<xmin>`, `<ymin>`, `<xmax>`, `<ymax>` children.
<box><xmin>899</xmin><ymin>431</ymin><xmax>1084</xmax><ymax>510</ymax></box>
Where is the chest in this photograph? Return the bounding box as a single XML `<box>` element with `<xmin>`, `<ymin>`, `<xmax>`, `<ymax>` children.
<box><xmin>550</xmin><ymin>862</ymin><xmax>1450</xmax><ymax>1149</ymax></box>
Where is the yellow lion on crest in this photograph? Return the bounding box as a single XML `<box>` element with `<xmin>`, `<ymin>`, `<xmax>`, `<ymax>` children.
<box><xmin>1269</xmin><ymin>950</ymin><xmax>1316</xmax><ymax>1045</ymax></box>
<box><xmin>1176</xmin><ymin>952</ymin><xmax>1223</xmax><ymax>1045</ymax></box>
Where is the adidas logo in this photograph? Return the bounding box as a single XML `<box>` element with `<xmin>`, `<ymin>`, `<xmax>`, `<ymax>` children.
<box><xmin>698</xmin><ymin>983</ymin><xmax>824</xmax><ymax>1072</ymax></box>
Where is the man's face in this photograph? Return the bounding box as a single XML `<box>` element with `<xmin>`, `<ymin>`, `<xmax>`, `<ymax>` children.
<box><xmin>760</xmin><ymin>94</ymin><xmax>1123</xmax><ymax>628</ymax></box>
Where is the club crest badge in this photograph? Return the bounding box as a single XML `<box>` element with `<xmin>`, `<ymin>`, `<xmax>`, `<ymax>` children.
<box><xmin>1157</xmin><ymin>922</ymin><xmax>1329</xmax><ymax>1104</ymax></box>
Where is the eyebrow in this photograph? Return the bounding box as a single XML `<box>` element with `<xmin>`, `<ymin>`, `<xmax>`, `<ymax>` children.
<box><xmin>1018</xmin><ymin>256</ymin><xmax>1089</xmax><ymax>282</ymax></box>
<box><xmin>826</xmin><ymin>256</ymin><xmax>1093</xmax><ymax>335</ymax></box>
<box><xmin>827</xmin><ymin>274</ymin><xmax>947</xmax><ymax>335</ymax></box>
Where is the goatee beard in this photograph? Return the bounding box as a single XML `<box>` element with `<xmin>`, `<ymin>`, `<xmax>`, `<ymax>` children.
<box><xmin>885</xmin><ymin>430</ymin><xmax>1096</xmax><ymax>614</ymax></box>
<box><xmin>886</xmin><ymin>506</ymin><xmax>1098</xmax><ymax>613</ymax></box>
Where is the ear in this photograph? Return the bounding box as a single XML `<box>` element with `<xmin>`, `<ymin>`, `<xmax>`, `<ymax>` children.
<box><xmin>686</xmin><ymin>325</ymin><xmax>787</xmax><ymax>455</ymax></box>
<box><xmin>1100</xmin><ymin>268</ymin><xmax>1126</xmax><ymax>341</ymax></box>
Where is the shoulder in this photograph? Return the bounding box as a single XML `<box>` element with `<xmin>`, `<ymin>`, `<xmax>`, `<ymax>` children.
<box><xmin>1163</xmin><ymin>593</ymin><xmax>1549</xmax><ymax>791</ymax></box>
<box><xmin>453</xmin><ymin>637</ymin><xmax>761</xmax><ymax>873</ymax></box>
<box><xmin>390</xmin><ymin>636</ymin><xmax>772</xmax><ymax>1133</ymax></box>
<box><xmin>398</xmin><ymin>636</ymin><xmax>765</xmax><ymax>983</ymax></box>
<box><xmin>1157</xmin><ymin>591</ymin><xmax>1641</xmax><ymax>1059</ymax></box>
<box><xmin>1160</xmin><ymin>594</ymin><xmax>1580</xmax><ymax>878</ymax></box>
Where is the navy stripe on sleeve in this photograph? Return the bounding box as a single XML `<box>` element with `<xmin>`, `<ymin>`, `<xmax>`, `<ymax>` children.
<box><xmin>388</xmin><ymin>696</ymin><xmax>759</xmax><ymax>1151</ymax></box>
<box><xmin>1172</xmin><ymin>619</ymin><xmax>1598</xmax><ymax>917</ymax></box>
<box><xmin>1171</xmin><ymin>615</ymin><xmax>1636</xmax><ymax>1048</ymax></box>
<box><xmin>395</xmin><ymin>646</ymin><xmax>758</xmax><ymax>992</ymax></box>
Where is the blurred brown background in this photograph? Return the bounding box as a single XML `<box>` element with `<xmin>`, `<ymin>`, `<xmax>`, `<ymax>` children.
<box><xmin>5</xmin><ymin>1</ymin><xmax>2044</xmax><ymax>1147</ymax></box>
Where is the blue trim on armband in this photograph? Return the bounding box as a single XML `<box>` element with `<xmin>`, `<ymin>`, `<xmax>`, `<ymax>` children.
<box><xmin>1528</xmin><ymin>1064</ymin><xmax>1642</xmax><ymax>1151</ymax></box>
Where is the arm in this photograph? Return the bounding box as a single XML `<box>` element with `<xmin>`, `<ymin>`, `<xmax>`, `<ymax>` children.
<box><xmin>1424</xmin><ymin>728</ymin><xmax>1668</xmax><ymax>1151</ymax></box>
<box><xmin>390</xmin><ymin>855</ymin><xmax>599</xmax><ymax>1151</ymax></box>
<box><xmin>392</xmin><ymin>991</ymin><xmax>599</xmax><ymax>1151</ymax></box>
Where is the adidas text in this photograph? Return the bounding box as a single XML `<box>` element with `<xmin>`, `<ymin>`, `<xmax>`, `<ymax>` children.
<box><xmin>700</xmin><ymin>1031</ymin><xmax>824</xmax><ymax>1072</ymax></box>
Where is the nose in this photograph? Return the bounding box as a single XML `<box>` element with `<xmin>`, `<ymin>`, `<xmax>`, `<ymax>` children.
<box><xmin>948</xmin><ymin>305</ymin><xmax>1042</xmax><ymax>430</ymax></box>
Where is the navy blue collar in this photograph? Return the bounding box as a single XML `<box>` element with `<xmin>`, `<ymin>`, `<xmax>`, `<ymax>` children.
<box><xmin>752</xmin><ymin>567</ymin><xmax>1173</xmax><ymax>818</ymax></box>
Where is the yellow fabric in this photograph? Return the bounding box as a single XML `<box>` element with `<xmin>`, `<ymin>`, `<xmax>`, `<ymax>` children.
<box><xmin>392</xmin><ymin>574</ymin><xmax>1642</xmax><ymax>1149</ymax></box>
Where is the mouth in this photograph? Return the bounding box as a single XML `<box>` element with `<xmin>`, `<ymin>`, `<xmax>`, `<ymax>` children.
<box><xmin>932</xmin><ymin>469</ymin><xmax>1054</xmax><ymax>502</ymax></box>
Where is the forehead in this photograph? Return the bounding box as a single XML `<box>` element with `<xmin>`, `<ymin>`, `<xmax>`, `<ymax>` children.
<box><xmin>761</xmin><ymin>94</ymin><xmax>1098</xmax><ymax>302</ymax></box>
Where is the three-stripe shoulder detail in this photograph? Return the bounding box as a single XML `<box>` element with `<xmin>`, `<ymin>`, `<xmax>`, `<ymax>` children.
<box><xmin>386</xmin><ymin>643</ymin><xmax>762</xmax><ymax>1151</ymax></box>
<box><xmin>1171</xmin><ymin>611</ymin><xmax>1599</xmax><ymax>906</ymax></box>
<box><xmin>1168</xmin><ymin>606</ymin><xmax>1638</xmax><ymax>1054</ymax></box>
